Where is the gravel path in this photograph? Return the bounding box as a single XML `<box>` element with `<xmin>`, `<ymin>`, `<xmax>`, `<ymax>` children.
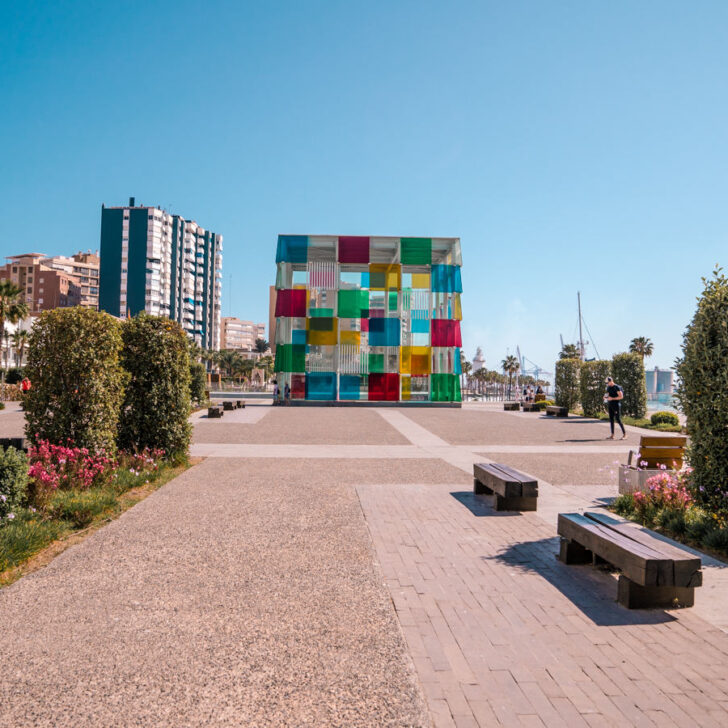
<box><xmin>0</xmin><ymin>457</ymin><xmax>430</xmax><ymax>727</ymax></box>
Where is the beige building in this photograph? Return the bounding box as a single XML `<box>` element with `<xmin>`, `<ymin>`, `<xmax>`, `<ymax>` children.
<box><xmin>268</xmin><ymin>285</ymin><xmax>277</xmax><ymax>354</ymax></box>
<box><xmin>44</xmin><ymin>251</ymin><xmax>100</xmax><ymax>309</ymax></box>
<box><xmin>222</xmin><ymin>317</ymin><xmax>266</xmax><ymax>351</ymax></box>
<box><xmin>0</xmin><ymin>254</ymin><xmax>81</xmax><ymax>313</ymax></box>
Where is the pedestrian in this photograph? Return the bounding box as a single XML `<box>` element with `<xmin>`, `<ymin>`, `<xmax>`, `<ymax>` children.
<box><xmin>284</xmin><ymin>382</ymin><xmax>291</xmax><ymax>405</ymax></box>
<box><xmin>272</xmin><ymin>378</ymin><xmax>279</xmax><ymax>405</ymax></box>
<box><xmin>604</xmin><ymin>376</ymin><xmax>626</xmax><ymax>440</ymax></box>
<box><xmin>20</xmin><ymin>377</ymin><xmax>31</xmax><ymax>394</ymax></box>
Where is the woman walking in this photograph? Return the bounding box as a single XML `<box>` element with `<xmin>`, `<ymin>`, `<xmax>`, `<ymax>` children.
<box><xmin>604</xmin><ymin>376</ymin><xmax>627</xmax><ymax>440</ymax></box>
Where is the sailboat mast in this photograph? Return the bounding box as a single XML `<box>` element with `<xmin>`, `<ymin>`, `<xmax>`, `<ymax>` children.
<box><xmin>577</xmin><ymin>291</ymin><xmax>585</xmax><ymax>361</ymax></box>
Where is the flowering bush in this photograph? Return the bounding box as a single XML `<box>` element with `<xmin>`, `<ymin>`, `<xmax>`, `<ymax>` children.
<box><xmin>632</xmin><ymin>470</ymin><xmax>693</xmax><ymax>526</ymax></box>
<box><xmin>118</xmin><ymin>448</ymin><xmax>165</xmax><ymax>478</ymax></box>
<box><xmin>28</xmin><ymin>440</ymin><xmax>117</xmax><ymax>498</ymax></box>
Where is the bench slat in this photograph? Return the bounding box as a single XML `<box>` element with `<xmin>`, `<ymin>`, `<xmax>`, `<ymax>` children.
<box><xmin>558</xmin><ymin>513</ymin><xmax>675</xmax><ymax>586</ymax></box>
<box><xmin>489</xmin><ymin>463</ymin><xmax>538</xmax><ymax>496</ymax></box>
<box><xmin>474</xmin><ymin>463</ymin><xmax>522</xmax><ymax>497</ymax></box>
<box><xmin>584</xmin><ymin>512</ymin><xmax>701</xmax><ymax>587</ymax></box>
<box><xmin>639</xmin><ymin>435</ymin><xmax>687</xmax><ymax>447</ymax></box>
<box><xmin>637</xmin><ymin>447</ymin><xmax>685</xmax><ymax>459</ymax></box>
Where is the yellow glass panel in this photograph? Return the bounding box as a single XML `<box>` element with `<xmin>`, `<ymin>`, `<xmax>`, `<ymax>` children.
<box><xmin>411</xmin><ymin>273</ymin><xmax>430</xmax><ymax>289</ymax></box>
<box><xmin>307</xmin><ymin>328</ymin><xmax>338</xmax><ymax>346</ymax></box>
<box><xmin>340</xmin><ymin>330</ymin><xmax>361</xmax><ymax>346</ymax></box>
<box><xmin>453</xmin><ymin>293</ymin><xmax>462</xmax><ymax>320</ymax></box>
<box><xmin>400</xmin><ymin>346</ymin><xmax>430</xmax><ymax>374</ymax></box>
<box><xmin>369</xmin><ymin>263</ymin><xmax>401</xmax><ymax>291</ymax></box>
<box><xmin>401</xmin><ymin>376</ymin><xmax>412</xmax><ymax>401</ymax></box>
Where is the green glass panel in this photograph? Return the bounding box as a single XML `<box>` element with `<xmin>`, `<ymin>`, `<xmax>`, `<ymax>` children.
<box><xmin>430</xmin><ymin>373</ymin><xmax>460</xmax><ymax>402</ymax></box>
<box><xmin>274</xmin><ymin>344</ymin><xmax>306</xmax><ymax>373</ymax></box>
<box><xmin>388</xmin><ymin>291</ymin><xmax>398</xmax><ymax>311</ymax></box>
<box><xmin>337</xmin><ymin>289</ymin><xmax>368</xmax><ymax>318</ymax></box>
<box><xmin>308</xmin><ymin>317</ymin><xmax>335</xmax><ymax>331</ymax></box>
<box><xmin>368</xmin><ymin>353</ymin><xmax>385</xmax><ymax>373</ymax></box>
<box><xmin>309</xmin><ymin>308</ymin><xmax>334</xmax><ymax>317</ymax></box>
<box><xmin>401</xmin><ymin>237</ymin><xmax>432</xmax><ymax>265</ymax></box>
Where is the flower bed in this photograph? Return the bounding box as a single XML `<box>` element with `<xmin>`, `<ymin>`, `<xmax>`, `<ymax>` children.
<box><xmin>612</xmin><ymin>469</ymin><xmax>728</xmax><ymax>559</ymax></box>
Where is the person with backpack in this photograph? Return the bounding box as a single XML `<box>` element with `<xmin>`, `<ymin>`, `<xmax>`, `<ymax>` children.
<box><xmin>604</xmin><ymin>376</ymin><xmax>626</xmax><ymax>440</ymax></box>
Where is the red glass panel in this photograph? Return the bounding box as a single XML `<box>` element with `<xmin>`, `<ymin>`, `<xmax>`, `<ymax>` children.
<box><xmin>430</xmin><ymin>319</ymin><xmax>462</xmax><ymax>347</ymax></box>
<box><xmin>338</xmin><ymin>236</ymin><xmax>370</xmax><ymax>263</ymax></box>
<box><xmin>275</xmin><ymin>289</ymin><xmax>307</xmax><ymax>318</ymax></box>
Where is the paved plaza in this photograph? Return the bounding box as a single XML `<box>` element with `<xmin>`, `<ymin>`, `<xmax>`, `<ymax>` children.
<box><xmin>2</xmin><ymin>403</ymin><xmax>728</xmax><ymax>726</ymax></box>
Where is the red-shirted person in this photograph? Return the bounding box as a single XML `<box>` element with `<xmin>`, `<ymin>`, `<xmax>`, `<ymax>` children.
<box><xmin>20</xmin><ymin>377</ymin><xmax>31</xmax><ymax>394</ymax></box>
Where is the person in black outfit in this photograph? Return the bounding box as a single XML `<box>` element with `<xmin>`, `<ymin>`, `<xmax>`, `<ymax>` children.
<box><xmin>604</xmin><ymin>376</ymin><xmax>626</xmax><ymax>440</ymax></box>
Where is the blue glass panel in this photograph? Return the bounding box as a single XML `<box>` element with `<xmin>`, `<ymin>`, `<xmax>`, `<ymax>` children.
<box><xmin>291</xmin><ymin>329</ymin><xmax>307</xmax><ymax>346</ymax></box>
<box><xmin>411</xmin><ymin>318</ymin><xmax>430</xmax><ymax>334</ymax></box>
<box><xmin>339</xmin><ymin>375</ymin><xmax>361</xmax><ymax>400</ymax></box>
<box><xmin>368</xmin><ymin>317</ymin><xmax>400</xmax><ymax>346</ymax></box>
<box><xmin>276</xmin><ymin>235</ymin><xmax>309</xmax><ymax>263</ymax></box>
<box><xmin>306</xmin><ymin>372</ymin><xmax>337</xmax><ymax>400</ymax></box>
<box><xmin>431</xmin><ymin>265</ymin><xmax>463</xmax><ymax>293</ymax></box>
<box><xmin>454</xmin><ymin>348</ymin><xmax>462</xmax><ymax>374</ymax></box>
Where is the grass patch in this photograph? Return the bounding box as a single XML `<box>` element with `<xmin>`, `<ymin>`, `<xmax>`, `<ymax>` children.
<box><xmin>0</xmin><ymin>459</ymin><xmax>193</xmax><ymax>587</ymax></box>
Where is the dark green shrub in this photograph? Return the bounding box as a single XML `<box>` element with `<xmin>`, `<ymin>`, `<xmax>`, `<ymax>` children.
<box><xmin>189</xmin><ymin>361</ymin><xmax>207</xmax><ymax>405</ymax></box>
<box><xmin>580</xmin><ymin>360</ymin><xmax>611</xmax><ymax>418</ymax></box>
<box><xmin>47</xmin><ymin>488</ymin><xmax>117</xmax><ymax>528</ymax></box>
<box><xmin>685</xmin><ymin>509</ymin><xmax>714</xmax><ymax>542</ymax></box>
<box><xmin>611</xmin><ymin>352</ymin><xmax>647</xmax><ymax>419</ymax></box>
<box><xmin>675</xmin><ymin>269</ymin><xmax>728</xmax><ymax>515</ymax></box>
<box><xmin>0</xmin><ymin>402</ymin><xmax>5</xmax><ymax>411</ymax></box>
<box><xmin>118</xmin><ymin>313</ymin><xmax>191</xmax><ymax>457</ymax></box>
<box><xmin>661</xmin><ymin>510</ymin><xmax>687</xmax><ymax>536</ymax></box>
<box><xmin>24</xmin><ymin>308</ymin><xmax>127</xmax><ymax>451</ymax></box>
<box><xmin>554</xmin><ymin>359</ymin><xmax>580</xmax><ymax>411</ymax></box>
<box><xmin>651</xmin><ymin>411</ymin><xmax>679</xmax><ymax>427</ymax></box>
<box><xmin>612</xmin><ymin>493</ymin><xmax>635</xmax><ymax>517</ymax></box>
<box><xmin>0</xmin><ymin>446</ymin><xmax>28</xmax><ymax>519</ymax></box>
<box><xmin>703</xmin><ymin>527</ymin><xmax>728</xmax><ymax>554</ymax></box>
<box><xmin>5</xmin><ymin>367</ymin><xmax>24</xmax><ymax>385</ymax></box>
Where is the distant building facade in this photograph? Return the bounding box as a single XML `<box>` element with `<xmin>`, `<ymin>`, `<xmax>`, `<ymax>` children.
<box><xmin>99</xmin><ymin>198</ymin><xmax>223</xmax><ymax>349</ymax></box>
<box><xmin>222</xmin><ymin>317</ymin><xmax>266</xmax><ymax>351</ymax></box>
<box><xmin>645</xmin><ymin>367</ymin><xmax>674</xmax><ymax>394</ymax></box>
<box><xmin>268</xmin><ymin>285</ymin><xmax>277</xmax><ymax>354</ymax></box>
<box><xmin>0</xmin><ymin>254</ymin><xmax>81</xmax><ymax>313</ymax></box>
<box><xmin>43</xmin><ymin>252</ymin><xmax>100</xmax><ymax>309</ymax></box>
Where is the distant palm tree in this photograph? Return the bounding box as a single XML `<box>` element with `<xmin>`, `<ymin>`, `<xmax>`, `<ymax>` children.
<box><xmin>460</xmin><ymin>352</ymin><xmax>472</xmax><ymax>393</ymax></box>
<box><xmin>501</xmin><ymin>355</ymin><xmax>520</xmax><ymax>399</ymax></box>
<box><xmin>559</xmin><ymin>343</ymin><xmax>581</xmax><ymax>360</ymax></box>
<box><xmin>254</xmin><ymin>338</ymin><xmax>270</xmax><ymax>354</ymax></box>
<box><xmin>217</xmin><ymin>349</ymin><xmax>242</xmax><ymax>378</ymax></box>
<box><xmin>11</xmin><ymin>329</ymin><xmax>29</xmax><ymax>367</ymax></box>
<box><xmin>629</xmin><ymin>337</ymin><xmax>654</xmax><ymax>361</ymax></box>
<box><xmin>0</xmin><ymin>280</ymin><xmax>29</xmax><ymax>377</ymax></box>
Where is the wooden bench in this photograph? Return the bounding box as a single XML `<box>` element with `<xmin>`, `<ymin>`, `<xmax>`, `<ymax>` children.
<box><xmin>234</xmin><ymin>400</ymin><xmax>245</xmax><ymax>409</ymax></box>
<box><xmin>207</xmin><ymin>405</ymin><xmax>223</xmax><ymax>418</ymax></box>
<box><xmin>546</xmin><ymin>405</ymin><xmax>568</xmax><ymax>417</ymax></box>
<box><xmin>473</xmin><ymin>463</ymin><xmax>538</xmax><ymax>511</ymax></box>
<box><xmin>503</xmin><ymin>402</ymin><xmax>519</xmax><ymax>411</ymax></box>
<box><xmin>628</xmin><ymin>435</ymin><xmax>687</xmax><ymax>470</ymax></box>
<box><xmin>521</xmin><ymin>402</ymin><xmax>539</xmax><ymax>412</ymax></box>
<box><xmin>223</xmin><ymin>400</ymin><xmax>234</xmax><ymax>411</ymax></box>
<box><xmin>558</xmin><ymin>511</ymin><xmax>702</xmax><ymax>608</ymax></box>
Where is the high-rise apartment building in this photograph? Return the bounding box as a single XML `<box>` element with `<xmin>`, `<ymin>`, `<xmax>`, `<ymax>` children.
<box><xmin>273</xmin><ymin>235</ymin><xmax>463</xmax><ymax>403</ymax></box>
<box><xmin>221</xmin><ymin>317</ymin><xmax>266</xmax><ymax>351</ymax></box>
<box><xmin>99</xmin><ymin>198</ymin><xmax>223</xmax><ymax>349</ymax></box>
<box><xmin>44</xmin><ymin>251</ymin><xmax>100</xmax><ymax>309</ymax></box>
<box><xmin>0</xmin><ymin>254</ymin><xmax>82</xmax><ymax>313</ymax></box>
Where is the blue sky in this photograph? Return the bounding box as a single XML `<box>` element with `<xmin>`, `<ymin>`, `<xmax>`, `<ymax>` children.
<box><xmin>2</xmin><ymin>1</ymin><xmax>727</xmax><ymax>374</ymax></box>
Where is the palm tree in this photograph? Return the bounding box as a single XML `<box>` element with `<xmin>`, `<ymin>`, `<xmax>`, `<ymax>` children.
<box><xmin>460</xmin><ymin>352</ymin><xmax>472</xmax><ymax>394</ymax></box>
<box><xmin>629</xmin><ymin>336</ymin><xmax>654</xmax><ymax>361</ymax></box>
<box><xmin>559</xmin><ymin>343</ymin><xmax>581</xmax><ymax>360</ymax></box>
<box><xmin>11</xmin><ymin>329</ymin><xmax>29</xmax><ymax>367</ymax></box>
<box><xmin>501</xmin><ymin>355</ymin><xmax>520</xmax><ymax>399</ymax></box>
<box><xmin>254</xmin><ymin>338</ymin><xmax>270</xmax><ymax>354</ymax></box>
<box><xmin>217</xmin><ymin>349</ymin><xmax>242</xmax><ymax>378</ymax></box>
<box><xmin>0</xmin><ymin>280</ymin><xmax>29</xmax><ymax>377</ymax></box>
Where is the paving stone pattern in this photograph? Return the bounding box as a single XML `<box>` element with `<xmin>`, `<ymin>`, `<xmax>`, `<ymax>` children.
<box><xmin>1</xmin><ymin>403</ymin><xmax>728</xmax><ymax>727</ymax></box>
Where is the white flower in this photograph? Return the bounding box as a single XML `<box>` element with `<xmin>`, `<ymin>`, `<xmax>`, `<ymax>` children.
<box><xmin>0</xmin><ymin>494</ymin><xmax>6</xmax><ymax>502</ymax></box>
<box><xmin>7</xmin><ymin>513</ymin><xmax>15</xmax><ymax>520</ymax></box>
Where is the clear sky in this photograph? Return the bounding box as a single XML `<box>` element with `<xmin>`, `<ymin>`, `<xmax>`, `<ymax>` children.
<box><xmin>2</xmin><ymin>1</ymin><xmax>727</xmax><ymax>375</ymax></box>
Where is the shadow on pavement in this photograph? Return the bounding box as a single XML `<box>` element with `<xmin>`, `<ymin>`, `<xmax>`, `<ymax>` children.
<box><xmin>488</xmin><ymin>538</ymin><xmax>678</xmax><ymax>626</ymax></box>
<box><xmin>450</xmin><ymin>491</ymin><xmax>525</xmax><ymax>517</ymax></box>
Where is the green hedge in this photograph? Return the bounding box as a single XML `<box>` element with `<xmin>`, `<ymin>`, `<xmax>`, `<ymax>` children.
<box><xmin>580</xmin><ymin>360</ymin><xmax>611</xmax><ymax>418</ymax></box>
<box><xmin>24</xmin><ymin>308</ymin><xmax>127</xmax><ymax>451</ymax></box>
<box><xmin>0</xmin><ymin>446</ymin><xmax>28</xmax><ymax>519</ymax></box>
<box><xmin>675</xmin><ymin>269</ymin><xmax>728</xmax><ymax>513</ymax></box>
<box><xmin>651</xmin><ymin>411</ymin><xmax>679</xmax><ymax>427</ymax></box>
<box><xmin>611</xmin><ymin>352</ymin><xmax>647</xmax><ymax>418</ymax></box>
<box><xmin>189</xmin><ymin>361</ymin><xmax>207</xmax><ymax>406</ymax></box>
<box><xmin>554</xmin><ymin>358</ymin><xmax>580</xmax><ymax>411</ymax></box>
<box><xmin>118</xmin><ymin>314</ymin><xmax>191</xmax><ymax>457</ymax></box>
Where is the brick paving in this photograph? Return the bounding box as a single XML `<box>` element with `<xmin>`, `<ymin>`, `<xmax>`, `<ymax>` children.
<box><xmin>2</xmin><ymin>403</ymin><xmax>728</xmax><ymax>726</ymax></box>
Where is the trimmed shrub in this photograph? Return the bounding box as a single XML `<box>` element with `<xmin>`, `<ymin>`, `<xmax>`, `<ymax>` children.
<box><xmin>554</xmin><ymin>358</ymin><xmax>580</xmax><ymax>411</ymax></box>
<box><xmin>703</xmin><ymin>527</ymin><xmax>728</xmax><ymax>554</ymax></box>
<box><xmin>675</xmin><ymin>269</ymin><xmax>728</xmax><ymax>515</ymax></box>
<box><xmin>580</xmin><ymin>360</ymin><xmax>611</xmax><ymax>418</ymax></box>
<box><xmin>189</xmin><ymin>361</ymin><xmax>207</xmax><ymax>405</ymax></box>
<box><xmin>24</xmin><ymin>308</ymin><xmax>127</xmax><ymax>452</ymax></box>
<box><xmin>5</xmin><ymin>367</ymin><xmax>25</xmax><ymax>385</ymax></box>
<box><xmin>0</xmin><ymin>447</ymin><xmax>28</xmax><ymax>519</ymax></box>
<box><xmin>651</xmin><ymin>411</ymin><xmax>679</xmax><ymax>427</ymax></box>
<box><xmin>118</xmin><ymin>313</ymin><xmax>191</xmax><ymax>457</ymax></box>
<box><xmin>533</xmin><ymin>399</ymin><xmax>555</xmax><ymax>411</ymax></box>
<box><xmin>0</xmin><ymin>402</ymin><xmax>5</xmax><ymax>411</ymax></box>
<box><xmin>611</xmin><ymin>352</ymin><xmax>647</xmax><ymax>419</ymax></box>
